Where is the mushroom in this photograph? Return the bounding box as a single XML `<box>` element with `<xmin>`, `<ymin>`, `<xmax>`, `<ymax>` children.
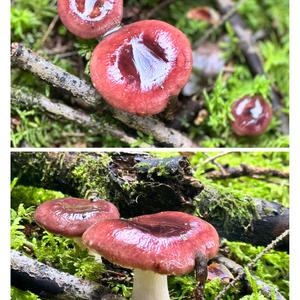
<box><xmin>82</xmin><ymin>211</ymin><xmax>219</xmax><ymax>300</ymax></box>
<box><xmin>231</xmin><ymin>95</ymin><xmax>272</xmax><ymax>136</ymax></box>
<box><xmin>58</xmin><ymin>0</ymin><xmax>123</xmax><ymax>39</ymax></box>
<box><xmin>34</xmin><ymin>197</ymin><xmax>120</xmax><ymax>261</ymax></box>
<box><xmin>90</xmin><ymin>20</ymin><xmax>193</xmax><ymax>116</ymax></box>
<box><xmin>187</xmin><ymin>6</ymin><xmax>220</xmax><ymax>25</ymax></box>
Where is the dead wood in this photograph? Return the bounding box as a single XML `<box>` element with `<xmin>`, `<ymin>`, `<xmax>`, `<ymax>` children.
<box><xmin>11</xmin><ymin>250</ymin><xmax>125</xmax><ymax>300</ymax></box>
<box><xmin>11</xmin><ymin>87</ymin><xmax>145</xmax><ymax>147</ymax></box>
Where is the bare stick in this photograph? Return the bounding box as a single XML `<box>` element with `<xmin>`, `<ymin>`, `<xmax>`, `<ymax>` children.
<box><xmin>214</xmin><ymin>229</ymin><xmax>289</xmax><ymax>300</ymax></box>
<box><xmin>11</xmin><ymin>250</ymin><xmax>125</xmax><ymax>300</ymax></box>
<box><xmin>11</xmin><ymin>87</ymin><xmax>144</xmax><ymax>147</ymax></box>
<box><xmin>203</xmin><ymin>151</ymin><xmax>234</xmax><ymax>164</ymax></box>
<box><xmin>11</xmin><ymin>42</ymin><xmax>195</xmax><ymax>148</ymax></box>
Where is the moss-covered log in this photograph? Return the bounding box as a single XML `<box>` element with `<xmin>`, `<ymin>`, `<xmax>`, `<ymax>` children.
<box><xmin>11</xmin><ymin>152</ymin><xmax>289</xmax><ymax>250</ymax></box>
<box><xmin>11</xmin><ymin>250</ymin><xmax>124</xmax><ymax>300</ymax></box>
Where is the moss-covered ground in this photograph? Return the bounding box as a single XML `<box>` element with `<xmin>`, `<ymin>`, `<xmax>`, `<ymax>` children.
<box><xmin>11</xmin><ymin>0</ymin><xmax>289</xmax><ymax>147</ymax></box>
<box><xmin>11</xmin><ymin>151</ymin><xmax>289</xmax><ymax>299</ymax></box>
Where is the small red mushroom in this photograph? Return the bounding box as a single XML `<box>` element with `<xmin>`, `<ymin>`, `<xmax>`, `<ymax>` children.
<box><xmin>34</xmin><ymin>197</ymin><xmax>120</xmax><ymax>261</ymax></box>
<box><xmin>57</xmin><ymin>0</ymin><xmax>123</xmax><ymax>39</ymax></box>
<box><xmin>34</xmin><ymin>197</ymin><xmax>120</xmax><ymax>237</ymax></box>
<box><xmin>231</xmin><ymin>95</ymin><xmax>272</xmax><ymax>136</ymax></box>
<box><xmin>82</xmin><ymin>211</ymin><xmax>219</xmax><ymax>300</ymax></box>
<box><xmin>90</xmin><ymin>20</ymin><xmax>193</xmax><ymax>116</ymax></box>
<box><xmin>187</xmin><ymin>6</ymin><xmax>220</xmax><ymax>25</ymax></box>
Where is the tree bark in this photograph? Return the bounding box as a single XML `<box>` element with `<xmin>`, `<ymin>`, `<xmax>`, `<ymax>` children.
<box><xmin>11</xmin><ymin>152</ymin><xmax>289</xmax><ymax>250</ymax></box>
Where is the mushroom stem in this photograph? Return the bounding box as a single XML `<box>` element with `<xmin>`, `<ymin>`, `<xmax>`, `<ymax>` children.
<box><xmin>132</xmin><ymin>269</ymin><xmax>170</xmax><ymax>300</ymax></box>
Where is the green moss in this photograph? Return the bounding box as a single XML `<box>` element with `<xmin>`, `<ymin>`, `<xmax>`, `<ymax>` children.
<box><xmin>11</xmin><ymin>185</ymin><xmax>65</xmax><ymax>209</ymax></box>
<box><xmin>195</xmin><ymin>187</ymin><xmax>257</xmax><ymax>233</ymax></box>
<box><xmin>71</xmin><ymin>153</ymin><xmax>112</xmax><ymax>199</ymax></box>
<box><xmin>11</xmin><ymin>287</ymin><xmax>41</xmax><ymax>300</ymax></box>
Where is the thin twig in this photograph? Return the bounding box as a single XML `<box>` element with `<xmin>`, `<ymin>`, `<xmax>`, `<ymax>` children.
<box><xmin>40</xmin><ymin>15</ymin><xmax>59</xmax><ymax>46</ymax></box>
<box><xmin>11</xmin><ymin>42</ymin><xmax>195</xmax><ymax>148</ymax></box>
<box><xmin>203</xmin><ymin>151</ymin><xmax>234</xmax><ymax>176</ymax></box>
<box><xmin>203</xmin><ymin>151</ymin><xmax>234</xmax><ymax>164</ymax></box>
<box><xmin>214</xmin><ymin>229</ymin><xmax>289</xmax><ymax>300</ymax></box>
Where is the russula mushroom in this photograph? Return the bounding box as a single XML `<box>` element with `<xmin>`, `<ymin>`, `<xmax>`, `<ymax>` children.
<box><xmin>58</xmin><ymin>0</ymin><xmax>123</xmax><ymax>39</ymax></box>
<box><xmin>90</xmin><ymin>20</ymin><xmax>193</xmax><ymax>115</ymax></box>
<box><xmin>187</xmin><ymin>6</ymin><xmax>220</xmax><ymax>25</ymax></box>
<box><xmin>231</xmin><ymin>95</ymin><xmax>272</xmax><ymax>136</ymax></box>
<box><xmin>34</xmin><ymin>197</ymin><xmax>120</xmax><ymax>261</ymax></box>
<box><xmin>82</xmin><ymin>211</ymin><xmax>219</xmax><ymax>300</ymax></box>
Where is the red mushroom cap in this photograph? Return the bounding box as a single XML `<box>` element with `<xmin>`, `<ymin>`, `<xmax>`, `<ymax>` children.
<box><xmin>231</xmin><ymin>95</ymin><xmax>272</xmax><ymax>136</ymax></box>
<box><xmin>82</xmin><ymin>211</ymin><xmax>219</xmax><ymax>275</ymax></box>
<box><xmin>58</xmin><ymin>0</ymin><xmax>123</xmax><ymax>39</ymax></box>
<box><xmin>90</xmin><ymin>20</ymin><xmax>193</xmax><ymax>116</ymax></box>
<box><xmin>34</xmin><ymin>198</ymin><xmax>120</xmax><ymax>237</ymax></box>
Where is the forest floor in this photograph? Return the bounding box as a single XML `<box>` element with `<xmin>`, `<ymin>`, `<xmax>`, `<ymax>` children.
<box><xmin>11</xmin><ymin>151</ymin><xmax>289</xmax><ymax>299</ymax></box>
<box><xmin>11</xmin><ymin>0</ymin><xmax>289</xmax><ymax>148</ymax></box>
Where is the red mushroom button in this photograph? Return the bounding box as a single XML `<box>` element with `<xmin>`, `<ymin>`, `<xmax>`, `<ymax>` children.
<box><xmin>34</xmin><ymin>197</ymin><xmax>120</xmax><ymax>237</ymax></box>
<box><xmin>90</xmin><ymin>20</ymin><xmax>193</xmax><ymax>116</ymax></box>
<box><xmin>58</xmin><ymin>0</ymin><xmax>123</xmax><ymax>39</ymax></box>
<box><xmin>231</xmin><ymin>95</ymin><xmax>272</xmax><ymax>136</ymax></box>
<box><xmin>82</xmin><ymin>211</ymin><xmax>219</xmax><ymax>300</ymax></box>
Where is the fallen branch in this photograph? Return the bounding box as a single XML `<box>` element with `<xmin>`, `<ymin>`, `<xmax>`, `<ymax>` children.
<box><xmin>11</xmin><ymin>152</ymin><xmax>289</xmax><ymax>250</ymax></box>
<box><xmin>11</xmin><ymin>250</ymin><xmax>125</xmax><ymax>300</ymax></box>
<box><xmin>206</xmin><ymin>164</ymin><xmax>289</xmax><ymax>179</ymax></box>
<box><xmin>11</xmin><ymin>42</ymin><xmax>195</xmax><ymax>148</ymax></box>
<box><xmin>11</xmin><ymin>87</ymin><xmax>145</xmax><ymax>147</ymax></box>
<box><xmin>215</xmin><ymin>0</ymin><xmax>289</xmax><ymax>135</ymax></box>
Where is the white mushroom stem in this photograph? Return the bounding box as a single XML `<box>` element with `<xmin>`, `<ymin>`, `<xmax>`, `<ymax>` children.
<box><xmin>132</xmin><ymin>269</ymin><xmax>170</xmax><ymax>300</ymax></box>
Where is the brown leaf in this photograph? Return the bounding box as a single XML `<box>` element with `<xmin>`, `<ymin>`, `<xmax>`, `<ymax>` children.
<box><xmin>207</xmin><ymin>263</ymin><xmax>234</xmax><ymax>283</ymax></box>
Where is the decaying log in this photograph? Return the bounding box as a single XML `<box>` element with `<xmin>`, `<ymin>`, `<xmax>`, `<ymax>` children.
<box><xmin>11</xmin><ymin>87</ymin><xmax>145</xmax><ymax>147</ymax></box>
<box><xmin>11</xmin><ymin>42</ymin><xmax>195</xmax><ymax>148</ymax></box>
<box><xmin>11</xmin><ymin>250</ymin><xmax>125</xmax><ymax>300</ymax></box>
<box><xmin>11</xmin><ymin>152</ymin><xmax>289</xmax><ymax>250</ymax></box>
